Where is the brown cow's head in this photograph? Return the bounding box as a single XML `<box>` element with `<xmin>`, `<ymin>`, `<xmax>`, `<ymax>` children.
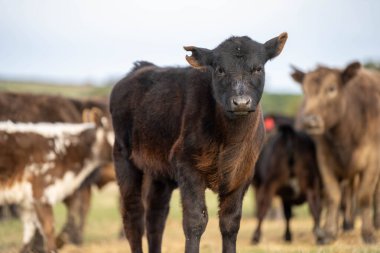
<box><xmin>291</xmin><ymin>62</ymin><xmax>361</xmax><ymax>134</ymax></box>
<box><xmin>184</xmin><ymin>33</ymin><xmax>288</xmax><ymax>118</ymax></box>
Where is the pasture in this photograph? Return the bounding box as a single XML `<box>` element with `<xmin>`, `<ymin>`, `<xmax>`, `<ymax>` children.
<box><xmin>0</xmin><ymin>80</ymin><xmax>302</xmax><ymax>116</ymax></box>
<box><xmin>1</xmin><ymin>184</ymin><xmax>379</xmax><ymax>253</ymax></box>
<box><xmin>1</xmin><ymin>83</ymin><xmax>379</xmax><ymax>252</ymax></box>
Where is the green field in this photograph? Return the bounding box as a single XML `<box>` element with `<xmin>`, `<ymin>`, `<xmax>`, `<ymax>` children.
<box><xmin>0</xmin><ymin>80</ymin><xmax>301</xmax><ymax>116</ymax></box>
<box><xmin>0</xmin><ymin>80</ymin><xmax>112</xmax><ymax>99</ymax></box>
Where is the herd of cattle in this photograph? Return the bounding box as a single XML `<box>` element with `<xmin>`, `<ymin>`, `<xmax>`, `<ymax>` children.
<box><xmin>0</xmin><ymin>32</ymin><xmax>379</xmax><ymax>253</ymax></box>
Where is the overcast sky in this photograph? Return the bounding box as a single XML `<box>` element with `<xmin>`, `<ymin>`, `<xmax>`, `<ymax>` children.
<box><xmin>0</xmin><ymin>0</ymin><xmax>379</xmax><ymax>93</ymax></box>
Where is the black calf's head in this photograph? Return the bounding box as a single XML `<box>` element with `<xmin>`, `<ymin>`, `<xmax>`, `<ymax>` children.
<box><xmin>184</xmin><ymin>33</ymin><xmax>287</xmax><ymax>117</ymax></box>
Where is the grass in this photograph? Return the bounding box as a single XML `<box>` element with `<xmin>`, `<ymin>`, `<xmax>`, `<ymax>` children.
<box><xmin>0</xmin><ymin>82</ymin><xmax>377</xmax><ymax>252</ymax></box>
<box><xmin>0</xmin><ymin>80</ymin><xmax>112</xmax><ymax>99</ymax></box>
<box><xmin>1</xmin><ymin>184</ymin><xmax>379</xmax><ymax>253</ymax></box>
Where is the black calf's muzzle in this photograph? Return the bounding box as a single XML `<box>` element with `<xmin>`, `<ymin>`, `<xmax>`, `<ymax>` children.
<box><xmin>230</xmin><ymin>95</ymin><xmax>254</xmax><ymax>115</ymax></box>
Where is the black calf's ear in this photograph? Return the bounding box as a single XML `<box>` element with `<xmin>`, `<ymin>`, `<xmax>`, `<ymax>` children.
<box><xmin>264</xmin><ymin>32</ymin><xmax>288</xmax><ymax>61</ymax></box>
<box><xmin>183</xmin><ymin>46</ymin><xmax>213</xmax><ymax>69</ymax></box>
<box><xmin>341</xmin><ymin>61</ymin><xmax>361</xmax><ymax>84</ymax></box>
<box><xmin>290</xmin><ymin>65</ymin><xmax>305</xmax><ymax>84</ymax></box>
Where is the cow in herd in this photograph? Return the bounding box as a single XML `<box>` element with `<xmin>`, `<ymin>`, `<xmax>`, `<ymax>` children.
<box><xmin>292</xmin><ymin>62</ymin><xmax>380</xmax><ymax>244</ymax></box>
<box><xmin>251</xmin><ymin>119</ymin><xmax>322</xmax><ymax>244</ymax></box>
<box><xmin>0</xmin><ymin>92</ymin><xmax>115</xmax><ymax>252</ymax></box>
<box><xmin>110</xmin><ymin>33</ymin><xmax>288</xmax><ymax>253</ymax></box>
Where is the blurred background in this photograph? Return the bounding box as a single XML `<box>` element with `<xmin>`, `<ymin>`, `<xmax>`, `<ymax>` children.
<box><xmin>0</xmin><ymin>0</ymin><xmax>379</xmax><ymax>252</ymax></box>
<box><xmin>1</xmin><ymin>0</ymin><xmax>379</xmax><ymax>108</ymax></box>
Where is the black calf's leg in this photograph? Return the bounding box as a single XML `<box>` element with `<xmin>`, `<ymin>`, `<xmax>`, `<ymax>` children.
<box><xmin>114</xmin><ymin>142</ymin><xmax>144</xmax><ymax>253</ymax></box>
<box><xmin>219</xmin><ymin>185</ymin><xmax>248</xmax><ymax>253</ymax></box>
<box><xmin>177</xmin><ymin>166</ymin><xmax>208</xmax><ymax>253</ymax></box>
<box><xmin>282</xmin><ymin>199</ymin><xmax>292</xmax><ymax>242</ymax></box>
<box><xmin>146</xmin><ymin>179</ymin><xmax>175</xmax><ymax>253</ymax></box>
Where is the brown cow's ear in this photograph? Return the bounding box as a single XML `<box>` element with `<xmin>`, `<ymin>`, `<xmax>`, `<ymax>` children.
<box><xmin>290</xmin><ymin>65</ymin><xmax>305</xmax><ymax>84</ymax></box>
<box><xmin>341</xmin><ymin>61</ymin><xmax>361</xmax><ymax>84</ymax></box>
<box><xmin>264</xmin><ymin>32</ymin><xmax>288</xmax><ymax>61</ymax></box>
<box><xmin>183</xmin><ymin>46</ymin><xmax>213</xmax><ymax>69</ymax></box>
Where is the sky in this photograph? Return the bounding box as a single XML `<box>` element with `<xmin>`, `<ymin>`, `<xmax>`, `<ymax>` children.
<box><xmin>0</xmin><ymin>0</ymin><xmax>379</xmax><ymax>93</ymax></box>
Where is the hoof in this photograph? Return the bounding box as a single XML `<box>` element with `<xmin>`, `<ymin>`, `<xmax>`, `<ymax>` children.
<box><xmin>362</xmin><ymin>231</ymin><xmax>377</xmax><ymax>244</ymax></box>
<box><xmin>251</xmin><ymin>233</ymin><xmax>261</xmax><ymax>245</ymax></box>
<box><xmin>55</xmin><ymin>234</ymin><xmax>68</xmax><ymax>249</ymax></box>
<box><xmin>342</xmin><ymin>220</ymin><xmax>354</xmax><ymax>231</ymax></box>
<box><xmin>284</xmin><ymin>232</ymin><xmax>292</xmax><ymax>242</ymax></box>
<box><xmin>315</xmin><ymin>228</ymin><xmax>336</xmax><ymax>245</ymax></box>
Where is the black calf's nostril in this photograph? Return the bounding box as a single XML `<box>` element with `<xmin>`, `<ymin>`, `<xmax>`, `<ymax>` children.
<box><xmin>233</xmin><ymin>99</ymin><xmax>238</xmax><ymax>105</ymax></box>
<box><xmin>245</xmin><ymin>99</ymin><xmax>251</xmax><ymax>105</ymax></box>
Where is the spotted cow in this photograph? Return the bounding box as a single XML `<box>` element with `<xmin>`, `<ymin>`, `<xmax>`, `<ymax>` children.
<box><xmin>0</xmin><ymin>109</ymin><xmax>112</xmax><ymax>253</ymax></box>
<box><xmin>0</xmin><ymin>92</ymin><xmax>116</xmax><ymax>247</ymax></box>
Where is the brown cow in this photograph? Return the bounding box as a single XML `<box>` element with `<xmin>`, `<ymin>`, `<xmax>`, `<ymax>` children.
<box><xmin>111</xmin><ymin>33</ymin><xmax>287</xmax><ymax>253</ymax></box>
<box><xmin>251</xmin><ymin>124</ymin><xmax>322</xmax><ymax>244</ymax></box>
<box><xmin>0</xmin><ymin>92</ymin><xmax>116</xmax><ymax>247</ymax></box>
<box><xmin>291</xmin><ymin>62</ymin><xmax>380</xmax><ymax>244</ymax></box>
<box><xmin>0</xmin><ymin>109</ymin><xmax>112</xmax><ymax>252</ymax></box>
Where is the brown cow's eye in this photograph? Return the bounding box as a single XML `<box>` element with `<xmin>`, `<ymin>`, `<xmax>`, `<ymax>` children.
<box><xmin>328</xmin><ymin>86</ymin><xmax>336</xmax><ymax>93</ymax></box>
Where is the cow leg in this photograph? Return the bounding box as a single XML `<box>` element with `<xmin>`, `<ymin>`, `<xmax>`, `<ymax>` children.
<box><xmin>282</xmin><ymin>199</ymin><xmax>292</xmax><ymax>242</ymax></box>
<box><xmin>0</xmin><ymin>205</ymin><xmax>4</xmax><ymax>220</ymax></box>
<box><xmin>374</xmin><ymin>177</ymin><xmax>380</xmax><ymax>230</ymax></box>
<box><xmin>34</xmin><ymin>203</ymin><xmax>57</xmax><ymax>253</ymax></box>
<box><xmin>219</xmin><ymin>184</ymin><xmax>248</xmax><ymax>253</ymax></box>
<box><xmin>251</xmin><ymin>186</ymin><xmax>275</xmax><ymax>244</ymax></box>
<box><xmin>20</xmin><ymin>207</ymin><xmax>44</xmax><ymax>253</ymax></box>
<box><xmin>306</xmin><ymin>189</ymin><xmax>322</xmax><ymax>240</ymax></box>
<box><xmin>146</xmin><ymin>179</ymin><xmax>175</xmax><ymax>253</ymax></box>
<box><xmin>357</xmin><ymin>168</ymin><xmax>379</xmax><ymax>244</ymax></box>
<box><xmin>56</xmin><ymin>187</ymin><xmax>92</xmax><ymax>248</ymax></box>
<box><xmin>341</xmin><ymin>179</ymin><xmax>355</xmax><ymax>231</ymax></box>
<box><xmin>177</xmin><ymin>166</ymin><xmax>207</xmax><ymax>253</ymax></box>
<box><xmin>9</xmin><ymin>204</ymin><xmax>19</xmax><ymax>218</ymax></box>
<box><xmin>315</xmin><ymin>144</ymin><xmax>341</xmax><ymax>245</ymax></box>
<box><xmin>114</xmin><ymin>142</ymin><xmax>144</xmax><ymax>253</ymax></box>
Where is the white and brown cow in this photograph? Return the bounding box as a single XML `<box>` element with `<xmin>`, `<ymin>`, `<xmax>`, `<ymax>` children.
<box><xmin>0</xmin><ymin>109</ymin><xmax>112</xmax><ymax>253</ymax></box>
<box><xmin>0</xmin><ymin>92</ymin><xmax>116</xmax><ymax>248</ymax></box>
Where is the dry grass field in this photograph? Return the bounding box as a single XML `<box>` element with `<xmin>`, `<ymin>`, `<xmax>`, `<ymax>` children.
<box><xmin>1</xmin><ymin>184</ymin><xmax>379</xmax><ymax>253</ymax></box>
<box><xmin>0</xmin><ymin>83</ymin><xmax>378</xmax><ymax>252</ymax></box>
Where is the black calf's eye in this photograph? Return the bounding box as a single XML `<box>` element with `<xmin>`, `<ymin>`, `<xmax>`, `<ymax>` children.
<box><xmin>216</xmin><ymin>67</ymin><xmax>225</xmax><ymax>76</ymax></box>
<box><xmin>251</xmin><ymin>66</ymin><xmax>263</xmax><ymax>74</ymax></box>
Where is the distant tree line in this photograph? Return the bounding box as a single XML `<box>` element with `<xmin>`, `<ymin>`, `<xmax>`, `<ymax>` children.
<box><xmin>364</xmin><ymin>61</ymin><xmax>380</xmax><ymax>71</ymax></box>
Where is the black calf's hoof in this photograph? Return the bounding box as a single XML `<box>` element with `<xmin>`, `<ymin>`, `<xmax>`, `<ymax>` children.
<box><xmin>315</xmin><ymin>229</ymin><xmax>336</xmax><ymax>245</ymax></box>
<box><xmin>362</xmin><ymin>231</ymin><xmax>377</xmax><ymax>244</ymax></box>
